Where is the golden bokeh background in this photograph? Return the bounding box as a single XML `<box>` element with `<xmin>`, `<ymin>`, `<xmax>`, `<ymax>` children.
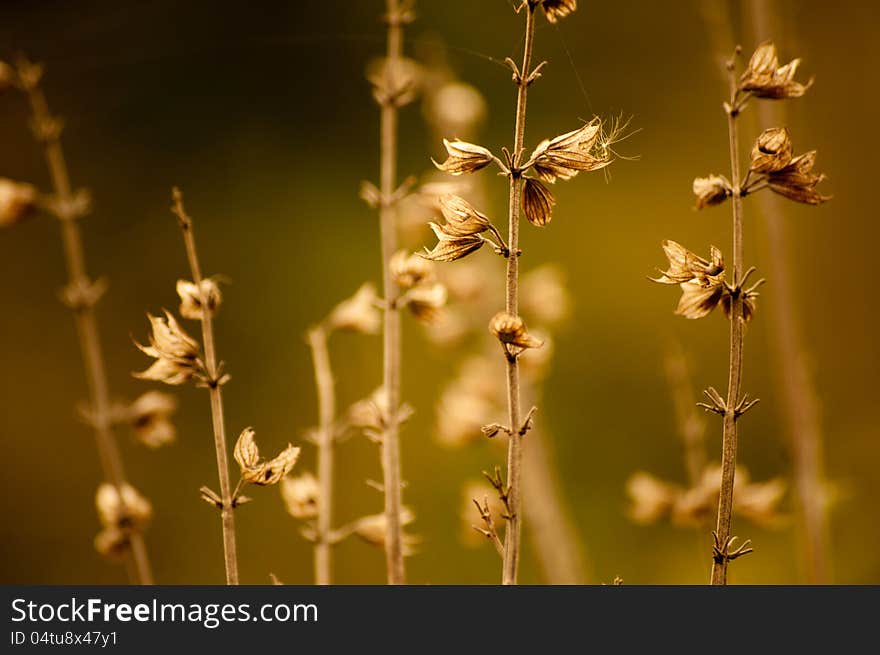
<box><xmin>1</xmin><ymin>0</ymin><xmax>878</xmax><ymax>584</ymax></box>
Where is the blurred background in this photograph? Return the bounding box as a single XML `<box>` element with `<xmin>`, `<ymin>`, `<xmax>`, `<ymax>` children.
<box><xmin>1</xmin><ymin>0</ymin><xmax>878</xmax><ymax>584</ymax></box>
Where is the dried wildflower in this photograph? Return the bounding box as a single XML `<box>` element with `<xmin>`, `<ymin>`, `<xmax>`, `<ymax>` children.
<box><xmin>652</xmin><ymin>240</ymin><xmax>725</xmax><ymax>285</ymax></box>
<box><xmin>96</xmin><ymin>483</ymin><xmax>153</xmax><ymax>531</ymax></box>
<box><xmin>390</xmin><ymin>250</ymin><xmax>434</xmax><ymax>289</ymax></box>
<box><xmin>626</xmin><ymin>472</ymin><xmax>680</xmax><ymax>525</ymax></box>
<box><xmin>739</xmin><ymin>41</ymin><xmax>813</xmax><ymax>100</ymax></box>
<box><xmin>134</xmin><ymin>311</ymin><xmax>202</xmax><ymax>385</ymax></box>
<box><xmin>405</xmin><ymin>282</ymin><xmax>447</xmax><ymax>323</ymax></box>
<box><xmin>693</xmin><ymin>175</ymin><xmax>732</xmax><ymax>209</ymax></box>
<box><xmin>489</xmin><ymin>312</ymin><xmax>543</xmax><ymax>351</ymax></box>
<box><xmin>528</xmin><ymin>118</ymin><xmax>610</xmax><ymax>183</ymax></box>
<box><xmin>353</xmin><ymin>507</ymin><xmax>418</xmax><ymax>555</ymax></box>
<box><xmin>749</xmin><ymin>127</ymin><xmax>793</xmax><ymax>174</ymax></box>
<box><xmin>765</xmin><ymin>150</ymin><xmax>830</xmax><ymax>205</ymax></box>
<box><xmin>233</xmin><ymin>428</ymin><xmax>300</xmax><ymax>487</ymax></box>
<box><xmin>520</xmin><ymin>264</ymin><xmax>571</xmax><ymax>327</ymax></box>
<box><xmin>0</xmin><ymin>178</ymin><xmax>38</xmax><ymax>227</ymax></box>
<box><xmin>367</xmin><ymin>56</ymin><xmax>421</xmax><ymax>107</ymax></box>
<box><xmin>326</xmin><ymin>283</ymin><xmax>381</xmax><ymax>334</ymax></box>
<box><xmin>176</xmin><ymin>278</ymin><xmax>222</xmax><ymax>320</ymax></box>
<box><xmin>126</xmin><ymin>391</ymin><xmax>177</xmax><ymax>448</ymax></box>
<box><xmin>433</xmin><ymin>139</ymin><xmax>495</xmax><ymax>175</ymax></box>
<box><xmin>435</xmin><ymin>194</ymin><xmax>492</xmax><ymax>237</ymax></box>
<box><xmin>522</xmin><ymin>178</ymin><xmax>555</xmax><ymax>226</ymax></box>
<box><xmin>280</xmin><ymin>472</ymin><xmax>320</xmax><ymax>520</ymax></box>
<box><xmin>0</xmin><ymin>61</ymin><xmax>13</xmax><ymax>91</ymax></box>
<box><xmin>539</xmin><ymin>0</ymin><xmax>577</xmax><ymax>24</ymax></box>
<box><xmin>421</xmin><ymin>226</ymin><xmax>485</xmax><ymax>262</ymax></box>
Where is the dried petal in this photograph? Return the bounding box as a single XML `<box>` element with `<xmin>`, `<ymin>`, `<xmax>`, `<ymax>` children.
<box><xmin>280</xmin><ymin>472</ymin><xmax>320</xmax><ymax>520</ymax></box>
<box><xmin>489</xmin><ymin>312</ymin><xmax>543</xmax><ymax>350</ymax></box>
<box><xmin>522</xmin><ymin>178</ymin><xmax>555</xmax><ymax>227</ymax></box>
<box><xmin>693</xmin><ymin>175</ymin><xmax>732</xmax><ymax>209</ymax></box>
<box><xmin>177</xmin><ymin>278</ymin><xmax>222</xmax><ymax>320</ymax></box>
<box><xmin>433</xmin><ymin>139</ymin><xmax>495</xmax><ymax>175</ymax></box>
<box><xmin>326</xmin><ymin>283</ymin><xmax>381</xmax><ymax>334</ymax></box>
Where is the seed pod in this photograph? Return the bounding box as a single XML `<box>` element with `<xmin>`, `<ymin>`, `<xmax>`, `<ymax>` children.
<box><xmin>692</xmin><ymin>175</ymin><xmax>732</xmax><ymax>209</ymax></box>
<box><xmin>522</xmin><ymin>178</ymin><xmax>556</xmax><ymax>226</ymax></box>
<box><xmin>234</xmin><ymin>427</ymin><xmax>300</xmax><ymax>487</ymax></box>
<box><xmin>432</xmin><ymin>139</ymin><xmax>495</xmax><ymax>176</ymax></box>
<box><xmin>177</xmin><ymin>278</ymin><xmax>222</xmax><ymax>320</ymax></box>
<box><xmin>750</xmin><ymin>127</ymin><xmax>793</xmax><ymax>174</ymax></box>
<box><xmin>529</xmin><ymin>118</ymin><xmax>609</xmax><ymax>183</ymax></box>
<box><xmin>739</xmin><ymin>41</ymin><xmax>813</xmax><ymax>99</ymax></box>
<box><xmin>489</xmin><ymin>312</ymin><xmax>543</xmax><ymax>350</ymax></box>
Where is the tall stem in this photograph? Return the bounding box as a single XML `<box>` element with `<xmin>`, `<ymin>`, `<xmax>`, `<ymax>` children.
<box><xmin>21</xmin><ymin>67</ymin><xmax>153</xmax><ymax>585</ymax></box>
<box><xmin>711</xmin><ymin>66</ymin><xmax>745</xmax><ymax>586</ymax></box>
<box><xmin>379</xmin><ymin>0</ymin><xmax>405</xmax><ymax>584</ymax></box>
<box><xmin>501</xmin><ymin>3</ymin><xmax>536</xmax><ymax>586</ymax></box>
<box><xmin>746</xmin><ymin>0</ymin><xmax>832</xmax><ymax>584</ymax></box>
<box><xmin>308</xmin><ymin>327</ymin><xmax>335</xmax><ymax>585</ymax></box>
<box><xmin>172</xmin><ymin>190</ymin><xmax>239</xmax><ymax>585</ymax></box>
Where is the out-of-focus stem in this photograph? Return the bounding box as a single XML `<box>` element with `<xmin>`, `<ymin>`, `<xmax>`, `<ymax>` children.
<box><xmin>19</xmin><ymin>60</ymin><xmax>153</xmax><ymax>585</ymax></box>
<box><xmin>665</xmin><ymin>344</ymin><xmax>708</xmax><ymax>486</ymax></box>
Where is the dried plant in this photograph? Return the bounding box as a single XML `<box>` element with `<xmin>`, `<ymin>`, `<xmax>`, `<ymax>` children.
<box><xmin>421</xmin><ymin>0</ymin><xmax>613</xmax><ymax>584</ymax></box>
<box><xmin>2</xmin><ymin>56</ymin><xmax>159</xmax><ymax>584</ymax></box>
<box><xmin>134</xmin><ymin>188</ymin><xmax>299</xmax><ymax>584</ymax></box>
<box><xmin>651</xmin><ymin>40</ymin><xmax>828</xmax><ymax>584</ymax></box>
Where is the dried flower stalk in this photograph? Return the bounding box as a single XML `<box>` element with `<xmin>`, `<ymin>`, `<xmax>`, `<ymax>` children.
<box><xmin>170</xmin><ymin>188</ymin><xmax>239</xmax><ymax>584</ymax></box>
<box><xmin>13</xmin><ymin>56</ymin><xmax>153</xmax><ymax>584</ymax></box>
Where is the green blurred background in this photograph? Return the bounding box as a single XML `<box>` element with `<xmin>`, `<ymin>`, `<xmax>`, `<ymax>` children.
<box><xmin>1</xmin><ymin>0</ymin><xmax>878</xmax><ymax>584</ymax></box>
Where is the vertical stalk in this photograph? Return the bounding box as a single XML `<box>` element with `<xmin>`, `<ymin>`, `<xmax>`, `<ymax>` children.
<box><xmin>746</xmin><ymin>0</ymin><xmax>832</xmax><ymax>584</ymax></box>
<box><xmin>20</xmin><ymin>65</ymin><xmax>153</xmax><ymax>585</ymax></box>
<box><xmin>501</xmin><ymin>3</ymin><xmax>537</xmax><ymax>586</ymax></box>
<box><xmin>307</xmin><ymin>326</ymin><xmax>335</xmax><ymax>585</ymax></box>
<box><xmin>711</xmin><ymin>64</ymin><xmax>745</xmax><ymax>586</ymax></box>
<box><xmin>379</xmin><ymin>0</ymin><xmax>405</xmax><ymax>584</ymax></box>
<box><xmin>172</xmin><ymin>190</ymin><xmax>239</xmax><ymax>585</ymax></box>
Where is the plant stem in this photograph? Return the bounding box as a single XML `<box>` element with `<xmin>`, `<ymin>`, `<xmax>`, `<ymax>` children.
<box><xmin>746</xmin><ymin>0</ymin><xmax>831</xmax><ymax>583</ymax></box>
<box><xmin>20</xmin><ymin>64</ymin><xmax>153</xmax><ymax>585</ymax></box>
<box><xmin>711</xmin><ymin>64</ymin><xmax>745</xmax><ymax>586</ymax></box>
<box><xmin>665</xmin><ymin>344</ymin><xmax>707</xmax><ymax>487</ymax></box>
<box><xmin>501</xmin><ymin>3</ymin><xmax>537</xmax><ymax>586</ymax></box>
<box><xmin>308</xmin><ymin>326</ymin><xmax>335</xmax><ymax>585</ymax></box>
<box><xmin>378</xmin><ymin>0</ymin><xmax>406</xmax><ymax>585</ymax></box>
<box><xmin>172</xmin><ymin>189</ymin><xmax>239</xmax><ymax>585</ymax></box>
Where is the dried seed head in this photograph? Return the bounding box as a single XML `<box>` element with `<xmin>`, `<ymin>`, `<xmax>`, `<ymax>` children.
<box><xmin>750</xmin><ymin>127</ymin><xmax>793</xmax><ymax>174</ymax></box>
<box><xmin>0</xmin><ymin>61</ymin><xmax>13</xmax><ymax>91</ymax></box>
<box><xmin>0</xmin><ymin>178</ymin><xmax>39</xmax><ymax>227</ymax></box>
<box><xmin>721</xmin><ymin>288</ymin><xmax>758</xmax><ymax>323</ymax></box>
<box><xmin>133</xmin><ymin>311</ymin><xmax>202</xmax><ymax>385</ymax></box>
<box><xmin>234</xmin><ymin>427</ymin><xmax>300</xmax><ymax>487</ymax></box>
<box><xmin>529</xmin><ymin>118</ymin><xmax>610</xmax><ymax>183</ymax></box>
<box><xmin>433</xmin><ymin>139</ymin><xmax>495</xmax><ymax>176</ymax></box>
<box><xmin>692</xmin><ymin>175</ymin><xmax>733</xmax><ymax>209</ymax></box>
<box><xmin>126</xmin><ymin>391</ymin><xmax>177</xmax><ymax>449</ymax></box>
<box><xmin>538</xmin><ymin>0</ymin><xmax>577</xmax><ymax>23</ymax></box>
<box><xmin>522</xmin><ymin>178</ymin><xmax>556</xmax><ymax>227</ymax></box>
<box><xmin>95</xmin><ymin>483</ymin><xmax>153</xmax><ymax>531</ymax></box>
<box><xmin>739</xmin><ymin>41</ymin><xmax>813</xmax><ymax>99</ymax></box>
<box><xmin>280</xmin><ymin>472</ymin><xmax>320</xmax><ymax>520</ymax></box>
<box><xmin>367</xmin><ymin>56</ymin><xmax>421</xmax><ymax>107</ymax></box>
<box><xmin>176</xmin><ymin>278</ymin><xmax>222</xmax><ymax>321</ymax></box>
<box><xmin>626</xmin><ymin>472</ymin><xmax>680</xmax><ymax>525</ymax></box>
<box><xmin>390</xmin><ymin>250</ymin><xmax>434</xmax><ymax>289</ymax></box>
<box><xmin>520</xmin><ymin>264</ymin><xmax>571</xmax><ymax>327</ymax></box>
<box><xmin>420</xmin><ymin>225</ymin><xmax>485</xmax><ymax>262</ymax></box>
<box><xmin>405</xmin><ymin>282</ymin><xmax>447</xmax><ymax>323</ymax></box>
<box><xmin>353</xmin><ymin>507</ymin><xmax>418</xmax><ymax>555</ymax></box>
<box><xmin>675</xmin><ymin>280</ymin><xmax>727</xmax><ymax>320</ymax></box>
<box><xmin>437</xmin><ymin>194</ymin><xmax>492</xmax><ymax>237</ymax></box>
<box><xmin>651</xmin><ymin>240</ymin><xmax>725</xmax><ymax>285</ymax></box>
<box><xmin>765</xmin><ymin>150</ymin><xmax>830</xmax><ymax>205</ymax></box>
<box><xmin>423</xmin><ymin>82</ymin><xmax>487</xmax><ymax>138</ymax></box>
<box><xmin>326</xmin><ymin>283</ymin><xmax>381</xmax><ymax>334</ymax></box>
<box><xmin>489</xmin><ymin>312</ymin><xmax>543</xmax><ymax>351</ymax></box>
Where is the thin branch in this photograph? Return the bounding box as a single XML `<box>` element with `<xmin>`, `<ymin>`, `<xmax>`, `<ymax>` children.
<box><xmin>171</xmin><ymin>188</ymin><xmax>239</xmax><ymax>585</ymax></box>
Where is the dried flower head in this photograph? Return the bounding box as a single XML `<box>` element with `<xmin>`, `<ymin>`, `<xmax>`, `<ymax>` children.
<box><xmin>739</xmin><ymin>41</ymin><xmax>813</xmax><ymax>100</ymax></box>
<box><xmin>280</xmin><ymin>472</ymin><xmax>320</xmax><ymax>520</ymax></box>
<box><xmin>528</xmin><ymin>118</ymin><xmax>610</xmax><ymax>183</ymax></box>
<box><xmin>126</xmin><ymin>390</ymin><xmax>177</xmax><ymax>448</ymax></box>
<box><xmin>626</xmin><ymin>472</ymin><xmax>680</xmax><ymax>525</ymax></box>
<box><xmin>538</xmin><ymin>0</ymin><xmax>577</xmax><ymax>24</ymax></box>
<box><xmin>765</xmin><ymin>150</ymin><xmax>830</xmax><ymax>205</ymax></box>
<box><xmin>326</xmin><ymin>283</ymin><xmax>381</xmax><ymax>334</ymax></box>
<box><xmin>693</xmin><ymin>175</ymin><xmax>733</xmax><ymax>209</ymax></box>
<box><xmin>233</xmin><ymin>428</ymin><xmax>300</xmax><ymax>486</ymax></box>
<box><xmin>353</xmin><ymin>506</ymin><xmax>418</xmax><ymax>555</ymax></box>
<box><xmin>489</xmin><ymin>312</ymin><xmax>543</xmax><ymax>351</ymax></box>
<box><xmin>421</xmin><ymin>225</ymin><xmax>485</xmax><ymax>262</ymax></box>
<box><xmin>405</xmin><ymin>282</ymin><xmax>447</xmax><ymax>323</ymax></box>
<box><xmin>134</xmin><ymin>311</ymin><xmax>202</xmax><ymax>385</ymax></box>
<box><xmin>176</xmin><ymin>278</ymin><xmax>222</xmax><ymax>320</ymax></box>
<box><xmin>347</xmin><ymin>387</ymin><xmax>413</xmax><ymax>442</ymax></box>
<box><xmin>0</xmin><ymin>178</ymin><xmax>38</xmax><ymax>227</ymax></box>
<box><xmin>390</xmin><ymin>250</ymin><xmax>434</xmax><ymax>289</ymax></box>
<box><xmin>95</xmin><ymin>483</ymin><xmax>153</xmax><ymax>531</ymax></box>
<box><xmin>433</xmin><ymin>139</ymin><xmax>495</xmax><ymax>176</ymax></box>
<box><xmin>435</xmin><ymin>194</ymin><xmax>492</xmax><ymax>237</ymax></box>
<box><xmin>651</xmin><ymin>240</ymin><xmax>724</xmax><ymax>285</ymax></box>
<box><xmin>522</xmin><ymin>177</ymin><xmax>556</xmax><ymax>227</ymax></box>
<box><xmin>749</xmin><ymin>127</ymin><xmax>793</xmax><ymax>174</ymax></box>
